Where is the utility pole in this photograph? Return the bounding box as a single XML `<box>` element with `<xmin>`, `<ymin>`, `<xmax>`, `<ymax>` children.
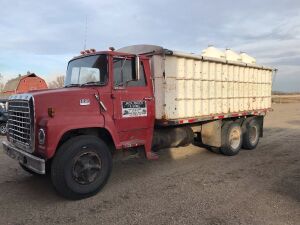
<box><xmin>83</xmin><ymin>16</ymin><xmax>88</xmax><ymax>50</ymax></box>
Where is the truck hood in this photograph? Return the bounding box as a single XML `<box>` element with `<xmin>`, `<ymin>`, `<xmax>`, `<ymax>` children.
<box><xmin>29</xmin><ymin>87</ymin><xmax>101</xmax><ymax>120</ymax></box>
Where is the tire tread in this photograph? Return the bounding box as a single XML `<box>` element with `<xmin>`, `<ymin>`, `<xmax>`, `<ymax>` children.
<box><xmin>51</xmin><ymin>135</ymin><xmax>112</xmax><ymax>200</ymax></box>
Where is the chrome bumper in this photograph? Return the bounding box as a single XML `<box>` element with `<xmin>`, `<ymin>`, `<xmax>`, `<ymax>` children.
<box><xmin>2</xmin><ymin>141</ymin><xmax>45</xmax><ymax>174</ymax></box>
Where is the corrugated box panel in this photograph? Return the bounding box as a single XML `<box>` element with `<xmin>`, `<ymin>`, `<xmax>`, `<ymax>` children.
<box><xmin>154</xmin><ymin>55</ymin><xmax>272</xmax><ymax>120</ymax></box>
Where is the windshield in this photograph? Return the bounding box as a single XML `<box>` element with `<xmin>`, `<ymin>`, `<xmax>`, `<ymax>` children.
<box><xmin>65</xmin><ymin>54</ymin><xmax>108</xmax><ymax>87</ymax></box>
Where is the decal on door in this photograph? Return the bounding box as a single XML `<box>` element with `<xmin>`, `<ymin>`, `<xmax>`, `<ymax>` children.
<box><xmin>122</xmin><ymin>101</ymin><xmax>147</xmax><ymax>118</ymax></box>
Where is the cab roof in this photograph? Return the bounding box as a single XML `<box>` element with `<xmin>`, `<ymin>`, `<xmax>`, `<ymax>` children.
<box><xmin>71</xmin><ymin>50</ymin><xmax>148</xmax><ymax>62</ymax></box>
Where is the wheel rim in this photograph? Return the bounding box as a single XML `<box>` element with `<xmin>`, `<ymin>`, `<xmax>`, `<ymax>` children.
<box><xmin>72</xmin><ymin>150</ymin><xmax>102</xmax><ymax>185</ymax></box>
<box><xmin>0</xmin><ymin>125</ymin><xmax>7</xmax><ymax>134</ymax></box>
<box><xmin>229</xmin><ymin>127</ymin><xmax>241</xmax><ymax>149</ymax></box>
<box><xmin>249</xmin><ymin>126</ymin><xmax>258</xmax><ymax>145</ymax></box>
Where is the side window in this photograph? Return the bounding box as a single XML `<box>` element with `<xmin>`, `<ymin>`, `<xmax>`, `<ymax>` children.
<box><xmin>113</xmin><ymin>57</ymin><xmax>146</xmax><ymax>87</ymax></box>
<box><xmin>128</xmin><ymin>61</ymin><xmax>146</xmax><ymax>87</ymax></box>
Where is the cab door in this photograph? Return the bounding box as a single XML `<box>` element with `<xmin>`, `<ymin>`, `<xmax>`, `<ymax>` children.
<box><xmin>111</xmin><ymin>56</ymin><xmax>155</xmax><ymax>145</ymax></box>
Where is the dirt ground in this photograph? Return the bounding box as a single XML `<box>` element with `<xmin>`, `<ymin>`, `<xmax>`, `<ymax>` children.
<box><xmin>0</xmin><ymin>103</ymin><xmax>299</xmax><ymax>225</ymax></box>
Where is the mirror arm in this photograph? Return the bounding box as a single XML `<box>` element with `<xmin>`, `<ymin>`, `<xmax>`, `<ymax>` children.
<box><xmin>135</xmin><ymin>55</ymin><xmax>140</xmax><ymax>81</ymax></box>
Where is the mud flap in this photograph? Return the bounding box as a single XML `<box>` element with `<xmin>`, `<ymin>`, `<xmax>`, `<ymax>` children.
<box><xmin>201</xmin><ymin>120</ymin><xmax>222</xmax><ymax>147</ymax></box>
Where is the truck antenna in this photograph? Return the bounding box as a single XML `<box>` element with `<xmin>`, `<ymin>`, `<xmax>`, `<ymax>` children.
<box><xmin>83</xmin><ymin>16</ymin><xmax>88</xmax><ymax>50</ymax></box>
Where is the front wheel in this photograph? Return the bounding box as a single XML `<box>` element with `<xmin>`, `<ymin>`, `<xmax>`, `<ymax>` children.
<box><xmin>51</xmin><ymin>135</ymin><xmax>112</xmax><ymax>200</ymax></box>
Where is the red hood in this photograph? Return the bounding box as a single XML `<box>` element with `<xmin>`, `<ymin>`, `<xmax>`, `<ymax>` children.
<box><xmin>31</xmin><ymin>87</ymin><xmax>101</xmax><ymax>121</ymax></box>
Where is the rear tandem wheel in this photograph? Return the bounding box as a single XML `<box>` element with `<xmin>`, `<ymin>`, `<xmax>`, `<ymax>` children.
<box><xmin>220</xmin><ymin>121</ymin><xmax>243</xmax><ymax>156</ymax></box>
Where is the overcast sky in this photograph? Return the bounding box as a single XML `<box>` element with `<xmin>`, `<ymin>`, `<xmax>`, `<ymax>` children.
<box><xmin>1</xmin><ymin>0</ymin><xmax>300</xmax><ymax>92</ymax></box>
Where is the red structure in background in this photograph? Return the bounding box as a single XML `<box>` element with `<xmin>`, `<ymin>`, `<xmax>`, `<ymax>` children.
<box><xmin>1</xmin><ymin>72</ymin><xmax>48</xmax><ymax>98</ymax></box>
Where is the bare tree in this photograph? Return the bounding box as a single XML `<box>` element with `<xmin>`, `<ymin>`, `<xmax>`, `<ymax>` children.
<box><xmin>48</xmin><ymin>75</ymin><xmax>65</xmax><ymax>89</ymax></box>
<box><xmin>83</xmin><ymin>72</ymin><xmax>97</xmax><ymax>83</ymax></box>
<box><xmin>0</xmin><ymin>74</ymin><xmax>4</xmax><ymax>92</ymax></box>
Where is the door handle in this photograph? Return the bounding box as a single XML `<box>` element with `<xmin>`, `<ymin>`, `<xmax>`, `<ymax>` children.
<box><xmin>143</xmin><ymin>97</ymin><xmax>154</xmax><ymax>101</ymax></box>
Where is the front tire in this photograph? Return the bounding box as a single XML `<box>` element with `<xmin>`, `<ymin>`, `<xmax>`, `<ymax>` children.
<box><xmin>220</xmin><ymin>121</ymin><xmax>243</xmax><ymax>156</ymax></box>
<box><xmin>51</xmin><ymin>135</ymin><xmax>112</xmax><ymax>200</ymax></box>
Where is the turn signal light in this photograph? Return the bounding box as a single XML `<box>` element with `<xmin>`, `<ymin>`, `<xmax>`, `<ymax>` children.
<box><xmin>38</xmin><ymin>128</ymin><xmax>46</xmax><ymax>145</ymax></box>
<box><xmin>80</xmin><ymin>49</ymin><xmax>96</xmax><ymax>55</ymax></box>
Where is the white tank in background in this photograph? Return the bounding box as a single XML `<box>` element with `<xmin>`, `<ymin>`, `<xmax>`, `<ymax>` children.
<box><xmin>240</xmin><ymin>52</ymin><xmax>256</xmax><ymax>64</ymax></box>
<box><xmin>201</xmin><ymin>46</ymin><xmax>225</xmax><ymax>60</ymax></box>
<box><xmin>225</xmin><ymin>49</ymin><xmax>242</xmax><ymax>62</ymax></box>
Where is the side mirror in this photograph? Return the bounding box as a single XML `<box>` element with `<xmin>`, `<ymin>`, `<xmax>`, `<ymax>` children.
<box><xmin>134</xmin><ymin>55</ymin><xmax>140</xmax><ymax>81</ymax></box>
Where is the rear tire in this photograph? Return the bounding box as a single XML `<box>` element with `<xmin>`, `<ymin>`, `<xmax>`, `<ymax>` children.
<box><xmin>51</xmin><ymin>135</ymin><xmax>112</xmax><ymax>200</ymax></box>
<box><xmin>220</xmin><ymin>121</ymin><xmax>242</xmax><ymax>156</ymax></box>
<box><xmin>242</xmin><ymin>119</ymin><xmax>260</xmax><ymax>150</ymax></box>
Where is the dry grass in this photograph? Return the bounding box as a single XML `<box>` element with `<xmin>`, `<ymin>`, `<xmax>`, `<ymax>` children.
<box><xmin>272</xmin><ymin>95</ymin><xmax>300</xmax><ymax>103</ymax></box>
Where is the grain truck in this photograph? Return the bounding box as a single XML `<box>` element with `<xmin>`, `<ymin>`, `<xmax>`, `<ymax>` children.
<box><xmin>2</xmin><ymin>45</ymin><xmax>274</xmax><ymax>199</ymax></box>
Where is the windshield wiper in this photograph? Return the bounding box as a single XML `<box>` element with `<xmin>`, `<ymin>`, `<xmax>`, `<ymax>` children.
<box><xmin>64</xmin><ymin>83</ymin><xmax>80</xmax><ymax>88</ymax></box>
<box><xmin>80</xmin><ymin>81</ymin><xmax>105</xmax><ymax>87</ymax></box>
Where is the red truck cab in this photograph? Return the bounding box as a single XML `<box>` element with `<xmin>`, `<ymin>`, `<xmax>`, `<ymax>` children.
<box><xmin>37</xmin><ymin>51</ymin><xmax>156</xmax><ymax>160</ymax></box>
<box><xmin>3</xmin><ymin>50</ymin><xmax>157</xmax><ymax>199</ymax></box>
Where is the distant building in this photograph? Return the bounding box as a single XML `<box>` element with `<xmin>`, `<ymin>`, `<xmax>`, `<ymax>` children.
<box><xmin>0</xmin><ymin>72</ymin><xmax>48</xmax><ymax>99</ymax></box>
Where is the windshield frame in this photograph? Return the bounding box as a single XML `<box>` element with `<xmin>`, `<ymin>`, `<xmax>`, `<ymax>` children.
<box><xmin>65</xmin><ymin>54</ymin><xmax>109</xmax><ymax>88</ymax></box>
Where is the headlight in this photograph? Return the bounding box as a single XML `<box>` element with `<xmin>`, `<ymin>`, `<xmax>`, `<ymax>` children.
<box><xmin>38</xmin><ymin>128</ymin><xmax>46</xmax><ymax>145</ymax></box>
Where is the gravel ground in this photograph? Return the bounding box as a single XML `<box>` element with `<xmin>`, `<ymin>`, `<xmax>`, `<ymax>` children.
<box><xmin>0</xmin><ymin>103</ymin><xmax>299</xmax><ymax>225</ymax></box>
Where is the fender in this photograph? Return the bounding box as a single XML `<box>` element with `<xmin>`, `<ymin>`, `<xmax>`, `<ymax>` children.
<box><xmin>241</xmin><ymin>116</ymin><xmax>264</xmax><ymax>138</ymax></box>
<box><xmin>37</xmin><ymin>114</ymin><xmax>119</xmax><ymax>159</ymax></box>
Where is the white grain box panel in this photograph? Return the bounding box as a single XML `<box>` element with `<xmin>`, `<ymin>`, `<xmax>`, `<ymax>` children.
<box><xmin>244</xmin><ymin>67</ymin><xmax>249</xmax><ymax>83</ymax></box>
<box><xmin>239</xmin><ymin>67</ymin><xmax>244</xmax><ymax>107</ymax></box>
<box><xmin>185</xmin><ymin>59</ymin><xmax>194</xmax><ymax>79</ymax></box>
<box><xmin>185</xmin><ymin>80</ymin><xmax>194</xmax><ymax>117</ymax></box>
<box><xmin>216</xmin><ymin>81</ymin><xmax>222</xmax><ymax>113</ymax></box>
<box><xmin>228</xmin><ymin>65</ymin><xmax>234</xmax><ymax>81</ymax></box>
<box><xmin>243</xmin><ymin>83</ymin><xmax>249</xmax><ymax>110</ymax></box>
<box><xmin>222</xmin><ymin>64</ymin><xmax>229</xmax><ymax>81</ymax></box>
<box><xmin>228</xmin><ymin>82</ymin><xmax>234</xmax><ymax>98</ymax></box>
<box><xmin>154</xmin><ymin>54</ymin><xmax>273</xmax><ymax>120</ymax></box>
<box><xmin>194</xmin><ymin>80</ymin><xmax>201</xmax><ymax>116</ymax></box>
<box><xmin>209</xmin><ymin>63</ymin><xmax>216</xmax><ymax>80</ymax></box>
<box><xmin>216</xmin><ymin>63</ymin><xmax>222</xmax><ymax>81</ymax></box>
<box><xmin>177</xmin><ymin>100</ymin><xmax>185</xmax><ymax>118</ymax></box>
<box><xmin>234</xmin><ymin>66</ymin><xmax>239</xmax><ymax>82</ymax></box>
<box><xmin>222</xmin><ymin>81</ymin><xmax>228</xmax><ymax>113</ymax></box>
<box><xmin>202</xmin><ymin>61</ymin><xmax>209</xmax><ymax>80</ymax></box>
<box><xmin>194</xmin><ymin>61</ymin><xmax>201</xmax><ymax>79</ymax></box>
<box><xmin>152</xmin><ymin>55</ymin><xmax>165</xmax><ymax>119</ymax></box>
<box><xmin>177</xmin><ymin>58</ymin><xmax>185</xmax><ymax>78</ymax></box>
<box><xmin>209</xmin><ymin>81</ymin><xmax>216</xmax><ymax>114</ymax></box>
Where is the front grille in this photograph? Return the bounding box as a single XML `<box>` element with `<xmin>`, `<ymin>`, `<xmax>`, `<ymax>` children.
<box><xmin>7</xmin><ymin>96</ymin><xmax>34</xmax><ymax>153</ymax></box>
